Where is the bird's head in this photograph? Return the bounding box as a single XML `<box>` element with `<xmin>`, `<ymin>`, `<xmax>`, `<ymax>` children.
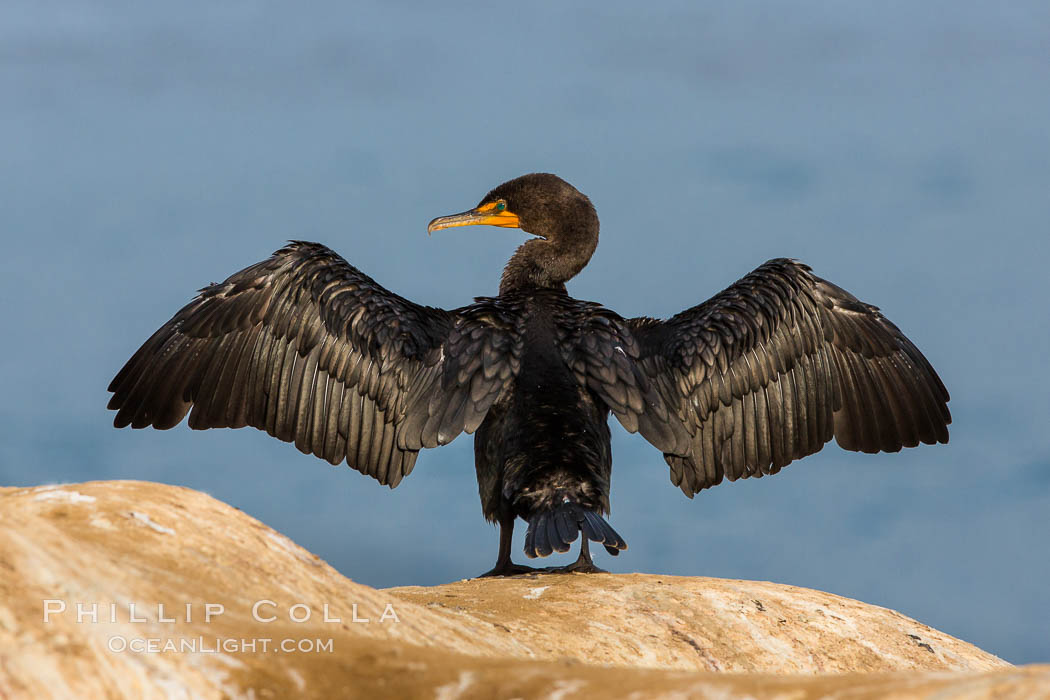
<box><xmin>427</xmin><ymin>173</ymin><xmax>597</xmax><ymax>244</ymax></box>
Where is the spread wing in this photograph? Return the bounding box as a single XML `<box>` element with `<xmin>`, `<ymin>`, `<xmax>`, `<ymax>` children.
<box><xmin>107</xmin><ymin>241</ymin><xmax>521</xmax><ymax>487</ymax></box>
<box><xmin>624</xmin><ymin>259</ymin><xmax>950</xmax><ymax>496</ymax></box>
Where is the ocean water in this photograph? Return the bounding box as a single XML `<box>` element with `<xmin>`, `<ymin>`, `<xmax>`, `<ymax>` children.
<box><xmin>2</xmin><ymin>1</ymin><xmax>1048</xmax><ymax>664</ymax></box>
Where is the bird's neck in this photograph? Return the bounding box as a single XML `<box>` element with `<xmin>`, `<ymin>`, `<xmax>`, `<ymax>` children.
<box><xmin>499</xmin><ymin>229</ymin><xmax>597</xmax><ymax>295</ymax></box>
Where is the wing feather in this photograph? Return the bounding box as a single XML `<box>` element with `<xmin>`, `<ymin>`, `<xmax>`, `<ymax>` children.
<box><xmin>626</xmin><ymin>259</ymin><xmax>950</xmax><ymax>495</ymax></box>
<box><xmin>108</xmin><ymin>241</ymin><xmax>521</xmax><ymax>487</ymax></box>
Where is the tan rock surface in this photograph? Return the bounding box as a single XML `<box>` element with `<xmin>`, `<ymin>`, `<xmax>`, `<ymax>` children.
<box><xmin>0</xmin><ymin>480</ymin><xmax>1045</xmax><ymax>699</ymax></box>
<box><xmin>389</xmin><ymin>574</ymin><xmax>1008</xmax><ymax>673</ymax></box>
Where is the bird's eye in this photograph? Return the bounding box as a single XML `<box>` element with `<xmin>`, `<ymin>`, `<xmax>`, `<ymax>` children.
<box><xmin>496</xmin><ymin>200</ymin><xmax>507</xmax><ymax>212</ymax></box>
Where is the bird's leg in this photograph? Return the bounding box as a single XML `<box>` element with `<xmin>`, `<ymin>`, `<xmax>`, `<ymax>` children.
<box><xmin>557</xmin><ymin>536</ymin><xmax>608</xmax><ymax>574</ymax></box>
<box><xmin>477</xmin><ymin>511</ymin><xmax>538</xmax><ymax>578</ymax></box>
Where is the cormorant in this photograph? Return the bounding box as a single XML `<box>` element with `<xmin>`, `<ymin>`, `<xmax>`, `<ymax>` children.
<box><xmin>107</xmin><ymin>173</ymin><xmax>950</xmax><ymax>576</ymax></box>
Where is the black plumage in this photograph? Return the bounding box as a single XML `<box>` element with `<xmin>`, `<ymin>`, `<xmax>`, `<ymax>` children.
<box><xmin>108</xmin><ymin>173</ymin><xmax>950</xmax><ymax>576</ymax></box>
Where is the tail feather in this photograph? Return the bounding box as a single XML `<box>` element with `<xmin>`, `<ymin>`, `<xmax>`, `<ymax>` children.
<box><xmin>584</xmin><ymin>511</ymin><xmax>627</xmax><ymax>555</ymax></box>
<box><xmin>533</xmin><ymin>514</ymin><xmax>554</xmax><ymax>557</ymax></box>
<box><xmin>578</xmin><ymin>510</ymin><xmax>600</xmax><ymax>543</ymax></box>
<box><xmin>524</xmin><ymin>502</ymin><xmax>627</xmax><ymax>559</ymax></box>
<box><xmin>554</xmin><ymin>508</ymin><xmax>577</xmax><ymax>547</ymax></box>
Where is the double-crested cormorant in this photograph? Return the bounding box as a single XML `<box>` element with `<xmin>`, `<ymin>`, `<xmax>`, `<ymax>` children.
<box><xmin>108</xmin><ymin>173</ymin><xmax>950</xmax><ymax>576</ymax></box>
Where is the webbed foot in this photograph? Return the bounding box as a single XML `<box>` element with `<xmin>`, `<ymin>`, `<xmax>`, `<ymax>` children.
<box><xmin>477</xmin><ymin>562</ymin><xmax>540</xmax><ymax>578</ymax></box>
<box><xmin>551</xmin><ymin>559</ymin><xmax>607</xmax><ymax>574</ymax></box>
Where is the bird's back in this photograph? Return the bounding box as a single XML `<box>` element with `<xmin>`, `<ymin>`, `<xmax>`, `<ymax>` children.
<box><xmin>474</xmin><ymin>291</ymin><xmax>613</xmax><ymax>523</ymax></box>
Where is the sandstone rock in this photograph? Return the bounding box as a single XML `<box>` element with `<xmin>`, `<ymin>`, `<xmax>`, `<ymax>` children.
<box><xmin>390</xmin><ymin>574</ymin><xmax>1007</xmax><ymax>673</ymax></box>
<box><xmin>0</xmin><ymin>480</ymin><xmax>1045</xmax><ymax>699</ymax></box>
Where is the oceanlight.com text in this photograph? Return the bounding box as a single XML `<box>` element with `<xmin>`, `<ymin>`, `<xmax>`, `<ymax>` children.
<box><xmin>107</xmin><ymin>636</ymin><xmax>334</xmax><ymax>654</ymax></box>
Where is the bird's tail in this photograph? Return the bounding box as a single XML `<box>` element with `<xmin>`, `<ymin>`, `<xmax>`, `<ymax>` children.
<box><xmin>523</xmin><ymin>501</ymin><xmax>627</xmax><ymax>559</ymax></box>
